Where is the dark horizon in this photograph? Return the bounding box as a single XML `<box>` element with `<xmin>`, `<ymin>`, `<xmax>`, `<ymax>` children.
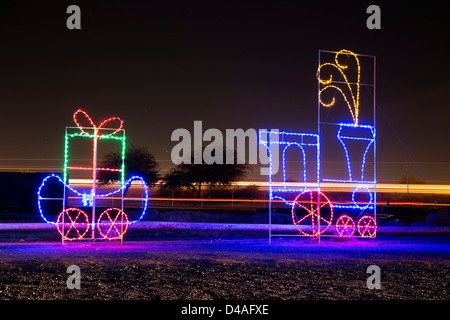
<box><xmin>0</xmin><ymin>0</ymin><xmax>449</xmax><ymax>183</ymax></box>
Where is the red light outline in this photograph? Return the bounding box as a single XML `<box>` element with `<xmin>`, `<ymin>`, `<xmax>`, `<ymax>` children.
<box><xmin>357</xmin><ymin>215</ymin><xmax>377</xmax><ymax>238</ymax></box>
<box><xmin>56</xmin><ymin>208</ymin><xmax>90</xmax><ymax>241</ymax></box>
<box><xmin>97</xmin><ymin>208</ymin><xmax>129</xmax><ymax>240</ymax></box>
<box><xmin>73</xmin><ymin>109</ymin><xmax>124</xmax><ymax>138</ymax></box>
<box><xmin>291</xmin><ymin>189</ymin><xmax>333</xmax><ymax>237</ymax></box>
<box><xmin>336</xmin><ymin>214</ymin><xmax>356</xmax><ymax>237</ymax></box>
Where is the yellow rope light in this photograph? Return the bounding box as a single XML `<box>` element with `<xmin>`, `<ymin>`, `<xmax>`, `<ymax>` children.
<box><xmin>317</xmin><ymin>49</ymin><xmax>361</xmax><ymax>125</ymax></box>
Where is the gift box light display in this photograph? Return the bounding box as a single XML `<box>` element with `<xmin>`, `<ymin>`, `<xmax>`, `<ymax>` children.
<box><xmin>261</xmin><ymin>49</ymin><xmax>377</xmax><ymax>243</ymax></box>
<box><xmin>37</xmin><ymin>110</ymin><xmax>149</xmax><ymax>244</ymax></box>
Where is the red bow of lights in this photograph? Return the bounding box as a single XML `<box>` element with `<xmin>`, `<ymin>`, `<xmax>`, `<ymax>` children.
<box><xmin>73</xmin><ymin>109</ymin><xmax>124</xmax><ymax>138</ymax></box>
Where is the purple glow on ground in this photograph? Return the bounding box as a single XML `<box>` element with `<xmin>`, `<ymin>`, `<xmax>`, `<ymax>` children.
<box><xmin>1</xmin><ymin>238</ymin><xmax>448</xmax><ymax>263</ymax></box>
<box><xmin>0</xmin><ymin>234</ymin><xmax>448</xmax><ymax>299</ymax></box>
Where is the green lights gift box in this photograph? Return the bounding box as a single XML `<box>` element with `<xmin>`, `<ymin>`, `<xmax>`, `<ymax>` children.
<box><xmin>37</xmin><ymin>109</ymin><xmax>150</xmax><ymax>243</ymax></box>
<box><xmin>63</xmin><ymin>109</ymin><xmax>126</xmax><ymax>185</ymax></box>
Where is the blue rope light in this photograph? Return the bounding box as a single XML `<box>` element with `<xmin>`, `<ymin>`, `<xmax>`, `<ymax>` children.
<box><xmin>37</xmin><ymin>174</ymin><xmax>149</xmax><ymax>224</ymax></box>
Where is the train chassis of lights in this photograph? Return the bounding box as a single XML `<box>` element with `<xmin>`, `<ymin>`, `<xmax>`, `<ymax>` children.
<box><xmin>260</xmin><ymin>49</ymin><xmax>377</xmax><ymax>243</ymax></box>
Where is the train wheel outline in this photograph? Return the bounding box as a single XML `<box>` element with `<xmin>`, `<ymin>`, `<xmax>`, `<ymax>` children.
<box><xmin>291</xmin><ymin>189</ymin><xmax>333</xmax><ymax>237</ymax></box>
<box><xmin>56</xmin><ymin>208</ymin><xmax>90</xmax><ymax>241</ymax></box>
<box><xmin>357</xmin><ymin>215</ymin><xmax>377</xmax><ymax>238</ymax></box>
<box><xmin>97</xmin><ymin>208</ymin><xmax>129</xmax><ymax>240</ymax></box>
<box><xmin>336</xmin><ymin>215</ymin><xmax>356</xmax><ymax>237</ymax></box>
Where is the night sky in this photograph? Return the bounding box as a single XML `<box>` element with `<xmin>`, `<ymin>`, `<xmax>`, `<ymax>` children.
<box><xmin>0</xmin><ymin>0</ymin><xmax>449</xmax><ymax>183</ymax></box>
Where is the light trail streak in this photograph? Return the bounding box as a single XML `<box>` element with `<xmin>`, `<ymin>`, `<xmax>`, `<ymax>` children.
<box><xmin>66</xmin><ymin>195</ymin><xmax>450</xmax><ymax>207</ymax></box>
<box><xmin>233</xmin><ymin>181</ymin><xmax>450</xmax><ymax>195</ymax></box>
<box><xmin>64</xmin><ymin>179</ymin><xmax>450</xmax><ymax>195</ymax></box>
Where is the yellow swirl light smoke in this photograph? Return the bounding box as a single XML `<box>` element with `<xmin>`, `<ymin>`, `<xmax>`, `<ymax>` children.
<box><xmin>317</xmin><ymin>49</ymin><xmax>361</xmax><ymax>125</ymax></box>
